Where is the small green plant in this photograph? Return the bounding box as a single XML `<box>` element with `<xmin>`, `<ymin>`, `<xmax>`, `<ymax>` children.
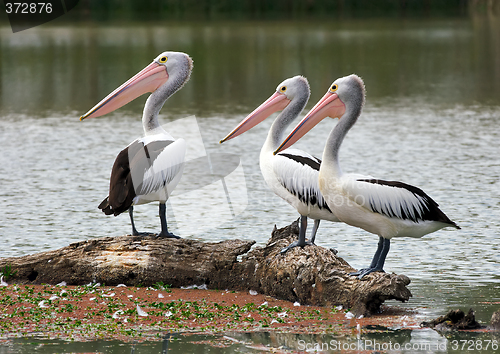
<box><xmin>153</xmin><ymin>281</ymin><xmax>172</xmax><ymax>292</ymax></box>
<box><xmin>1</xmin><ymin>264</ymin><xmax>17</xmax><ymax>281</ymax></box>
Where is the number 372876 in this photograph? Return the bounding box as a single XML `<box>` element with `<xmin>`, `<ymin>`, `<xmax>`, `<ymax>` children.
<box><xmin>5</xmin><ymin>3</ymin><xmax>53</xmax><ymax>14</ymax></box>
<box><xmin>450</xmin><ymin>340</ymin><xmax>498</xmax><ymax>351</ymax></box>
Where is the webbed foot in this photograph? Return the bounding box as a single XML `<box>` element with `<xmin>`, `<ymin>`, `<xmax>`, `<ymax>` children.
<box><xmin>280</xmin><ymin>240</ymin><xmax>314</xmax><ymax>254</ymax></box>
<box><xmin>156</xmin><ymin>232</ymin><xmax>181</xmax><ymax>239</ymax></box>
<box><xmin>349</xmin><ymin>267</ymin><xmax>385</xmax><ymax>279</ymax></box>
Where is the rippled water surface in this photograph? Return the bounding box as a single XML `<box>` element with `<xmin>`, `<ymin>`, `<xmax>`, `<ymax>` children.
<box><xmin>1</xmin><ymin>17</ymin><xmax>500</xmax><ymax>352</ymax></box>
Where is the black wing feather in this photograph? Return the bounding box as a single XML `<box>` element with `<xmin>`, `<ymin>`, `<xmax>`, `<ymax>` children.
<box><xmin>358</xmin><ymin>178</ymin><xmax>460</xmax><ymax>228</ymax></box>
<box><xmin>99</xmin><ymin>139</ymin><xmax>174</xmax><ymax>216</ymax></box>
<box><xmin>277</xmin><ymin>153</ymin><xmax>332</xmax><ymax>212</ymax></box>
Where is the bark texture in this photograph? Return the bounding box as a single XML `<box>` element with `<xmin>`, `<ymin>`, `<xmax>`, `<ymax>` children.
<box><xmin>0</xmin><ymin>220</ymin><xmax>412</xmax><ymax>316</ymax></box>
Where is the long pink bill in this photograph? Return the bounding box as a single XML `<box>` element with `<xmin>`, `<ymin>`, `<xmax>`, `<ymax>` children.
<box><xmin>274</xmin><ymin>92</ymin><xmax>345</xmax><ymax>154</ymax></box>
<box><xmin>219</xmin><ymin>92</ymin><xmax>290</xmax><ymax>143</ymax></box>
<box><xmin>80</xmin><ymin>62</ymin><xmax>169</xmax><ymax>121</ymax></box>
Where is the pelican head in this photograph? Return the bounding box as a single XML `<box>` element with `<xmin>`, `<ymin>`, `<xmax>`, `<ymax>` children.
<box><xmin>220</xmin><ymin>75</ymin><xmax>309</xmax><ymax>143</ymax></box>
<box><xmin>275</xmin><ymin>75</ymin><xmax>310</xmax><ymax>103</ymax></box>
<box><xmin>80</xmin><ymin>51</ymin><xmax>193</xmax><ymax>121</ymax></box>
<box><xmin>274</xmin><ymin>74</ymin><xmax>365</xmax><ymax>154</ymax></box>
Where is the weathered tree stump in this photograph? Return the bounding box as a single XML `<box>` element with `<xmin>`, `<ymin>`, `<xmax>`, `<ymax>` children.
<box><xmin>234</xmin><ymin>221</ymin><xmax>411</xmax><ymax>316</ymax></box>
<box><xmin>421</xmin><ymin>308</ymin><xmax>484</xmax><ymax>331</ymax></box>
<box><xmin>0</xmin><ymin>221</ymin><xmax>411</xmax><ymax>316</ymax></box>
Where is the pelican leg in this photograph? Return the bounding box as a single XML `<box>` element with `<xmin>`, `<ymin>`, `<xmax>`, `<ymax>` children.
<box><xmin>281</xmin><ymin>215</ymin><xmax>313</xmax><ymax>254</ymax></box>
<box><xmin>128</xmin><ymin>206</ymin><xmax>146</xmax><ymax>236</ymax></box>
<box><xmin>157</xmin><ymin>203</ymin><xmax>181</xmax><ymax>239</ymax></box>
<box><xmin>350</xmin><ymin>237</ymin><xmax>390</xmax><ymax>279</ymax></box>
<box><xmin>354</xmin><ymin>236</ymin><xmax>384</xmax><ymax>274</ymax></box>
<box><xmin>374</xmin><ymin>238</ymin><xmax>390</xmax><ymax>269</ymax></box>
<box><xmin>309</xmin><ymin>219</ymin><xmax>320</xmax><ymax>244</ymax></box>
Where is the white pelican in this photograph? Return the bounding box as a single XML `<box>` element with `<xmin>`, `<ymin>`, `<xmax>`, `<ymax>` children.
<box><xmin>275</xmin><ymin>74</ymin><xmax>460</xmax><ymax>277</ymax></box>
<box><xmin>220</xmin><ymin>76</ymin><xmax>340</xmax><ymax>252</ymax></box>
<box><xmin>80</xmin><ymin>51</ymin><xmax>192</xmax><ymax>238</ymax></box>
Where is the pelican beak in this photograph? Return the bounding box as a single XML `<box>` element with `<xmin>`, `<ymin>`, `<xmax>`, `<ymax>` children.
<box><xmin>219</xmin><ymin>92</ymin><xmax>290</xmax><ymax>143</ymax></box>
<box><xmin>274</xmin><ymin>91</ymin><xmax>345</xmax><ymax>154</ymax></box>
<box><xmin>80</xmin><ymin>62</ymin><xmax>169</xmax><ymax>121</ymax></box>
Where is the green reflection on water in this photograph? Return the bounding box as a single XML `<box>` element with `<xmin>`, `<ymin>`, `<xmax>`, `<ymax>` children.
<box><xmin>3</xmin><ymin>330</ymin><xmax>500</xmax><ymax>353</ymax></box>
<box><xmin>1</xmin><ymin>17</ymin><xmax>499</xmax><ymax>120</ymax></box>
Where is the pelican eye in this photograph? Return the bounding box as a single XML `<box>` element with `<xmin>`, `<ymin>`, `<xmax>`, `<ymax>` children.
<box><xmin>279</xmin><ymin>86</ymin><xmax>287</xmax><ymax>93</ymax></box>
<box><xmin>159</xmin><ymin>56</ymin><xmax>168</xmax><ymax>63</ymax></box>
<box><xmin>330</xmin><ymin>84</ymin><xmax>338</xmax><ymax>92</ymax></box>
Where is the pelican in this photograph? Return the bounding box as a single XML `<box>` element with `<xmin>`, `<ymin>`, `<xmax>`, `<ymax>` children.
<box><xmin>220</xmin><ymin>76</ymin><xmax>340</xmax><ymax>252</ymax></box>
<box><xmin>80</xmin><ymin>51</ymin><xmax>192</xmax><ymax>238</ymax></box>
<box><xmin>275</xmin><ymin>74</ymin><xmax>460</xmax><ymax>277</ymax></box>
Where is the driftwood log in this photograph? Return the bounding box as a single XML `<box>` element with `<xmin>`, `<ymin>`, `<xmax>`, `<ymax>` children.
<box><xmin>0</xmin><ymin>221</ymin><xmax>411</xmax><ymax>316</ymax></box>
<box><xmin>421</xmin><ymin>309</ymin><xmax>484</xmax><ymax>331</ymax></box>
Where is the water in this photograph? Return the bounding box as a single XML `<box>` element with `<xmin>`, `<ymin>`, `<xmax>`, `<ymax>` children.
<box><xmin>1</xmin><ymin>331</ymin><xmax>499</xmax><ymax>353</ymax></box>
<box><xmin>1</xmin><ymin>17</ymin><xmax>500</xmax><ymax>352</ymax></box>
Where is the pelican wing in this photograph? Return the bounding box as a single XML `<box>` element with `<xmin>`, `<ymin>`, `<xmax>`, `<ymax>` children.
<box><xmin>273</xmin><ymin>148</ymin><xmax>331</xmax><ymax>212</ymax></box>
<box><xmin>131</xmin><ymin>138</ymin><xmax>186</xmax><ymax>197</ymax></box>
<box><xmin>345</xmin><ymin>177</ymin><xmax>457</xmax><ymax>225</ymax></box>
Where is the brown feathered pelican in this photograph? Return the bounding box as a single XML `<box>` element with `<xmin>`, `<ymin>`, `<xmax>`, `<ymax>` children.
<box><xmin>275</xmin><ymin>74</ymin><xmax>460</xmax><ymax>278</ymax></box>
<box><xmin>80</xmin><ymin>51</ymin><xmax>193</xmax><ymax>238</ymax></box>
